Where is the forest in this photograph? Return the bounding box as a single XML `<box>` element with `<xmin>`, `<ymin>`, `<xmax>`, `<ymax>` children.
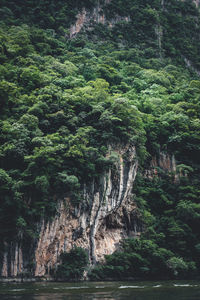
<box><xmin>0</xmin><ymin>0</ymin><xmax>200</xmax><ymax>280</ymax></box>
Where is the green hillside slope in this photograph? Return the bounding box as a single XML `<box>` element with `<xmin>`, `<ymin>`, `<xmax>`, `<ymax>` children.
<box><xmin>0</xmin><ymin>0</ymin><xmax>200</xmax><ymax>279</ymax></box>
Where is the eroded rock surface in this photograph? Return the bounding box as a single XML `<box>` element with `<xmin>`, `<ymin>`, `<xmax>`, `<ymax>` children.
<box><xmin>144</xmin><ymin>152</ymin><xmax>180</xmax><ymax>182</ymax></box>
<box><xmin>1</xmin><ymin>145</ymin><xmax>139</xmax><ymax>277</ymax></box>
<box><xmin>69</xmin><ymin>1</ymin><xmax>130</xmax><ymax>38</ymax></box>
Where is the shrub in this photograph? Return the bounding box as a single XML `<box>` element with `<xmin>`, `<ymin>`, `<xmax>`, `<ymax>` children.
<box><xmin>54</xmin><ymin>247</ymin><xmax>89</xmax><ymax>281</ymax></box>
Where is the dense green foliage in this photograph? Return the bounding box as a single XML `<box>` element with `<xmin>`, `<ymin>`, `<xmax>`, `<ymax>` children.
<box><xmin>0</xmin><ymin>0</ymin><xmax>200</xmax><ymax>279</ymax></box>
<box><xmin>90</xmin><ymin>175</ymin><xmax>200</xmax><ymax>280</ymax></box>
<box><xmin>54</xmin><ymin>247</ymin><xmax>89</xmax><ymax>280</ymax></box>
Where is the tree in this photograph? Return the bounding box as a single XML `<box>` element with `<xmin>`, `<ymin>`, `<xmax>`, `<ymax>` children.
<box><xmin>166</xmin><ymin>257</ymin><xmax>188</xmax><ymax>277</ymax></box>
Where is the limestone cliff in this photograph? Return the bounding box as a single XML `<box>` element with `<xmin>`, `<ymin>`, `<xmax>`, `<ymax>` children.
<box><xmin>69</xmin><ymin>0</ymin><xmax>130</xmax><ymax>38</ymax></box>
<box><xmin>1</xmin><ymin>145</ymin><xmax>140</xmax><ymax>278</ymax></box>
<box><xmin>144</xmin><ymin>152</ymin><xmax>178</xmax><ymax>181</ymax></box>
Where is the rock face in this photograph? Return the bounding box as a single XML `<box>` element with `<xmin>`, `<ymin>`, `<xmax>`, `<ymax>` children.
<box><xmin>69</xmin><ymin>1</ymin><xmax>130</xmax><ymax>38</ymax></box>
<box><xmin>1</xmin><ymin>242</ymin><xmax>23</xmax><ymax>277</ymax></box>
<box><xmin>1</xmin><ymin>145</ymin><xmax>140</xmax><ymax>277</ymax></box>
<box><xmin>144</xmin><ymin>152</ymin><xmax>178</xmax><ymax>181</ymax></box>
<box><xmin>184</xmin><ymin>57</ymin><xmax>200</xmax><ymax>76</ymax></box>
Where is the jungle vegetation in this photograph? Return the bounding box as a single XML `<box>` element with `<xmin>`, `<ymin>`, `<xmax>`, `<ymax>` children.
<box><xmin>0</xmin><ymin>0</ymin><xmax>200</xmax><ymax>279</ymax></box>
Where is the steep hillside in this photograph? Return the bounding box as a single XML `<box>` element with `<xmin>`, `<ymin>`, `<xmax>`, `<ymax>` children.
<box><xmin>0</xmin><ymin>0</ymin><xmax>200</xmax><ymax>280</ymax></box>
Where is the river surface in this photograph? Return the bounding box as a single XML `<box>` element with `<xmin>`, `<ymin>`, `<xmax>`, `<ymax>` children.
<box><xmin>0</xmin><ymin>280</ymin><xmax>200</xmax><ymax>300</ymax></box>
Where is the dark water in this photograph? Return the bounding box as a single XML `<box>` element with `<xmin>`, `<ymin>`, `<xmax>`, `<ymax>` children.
<box><xmin>0</xmin><ymin>280</ymin><xmax>200</xmax><ymax>300</ymax></box>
